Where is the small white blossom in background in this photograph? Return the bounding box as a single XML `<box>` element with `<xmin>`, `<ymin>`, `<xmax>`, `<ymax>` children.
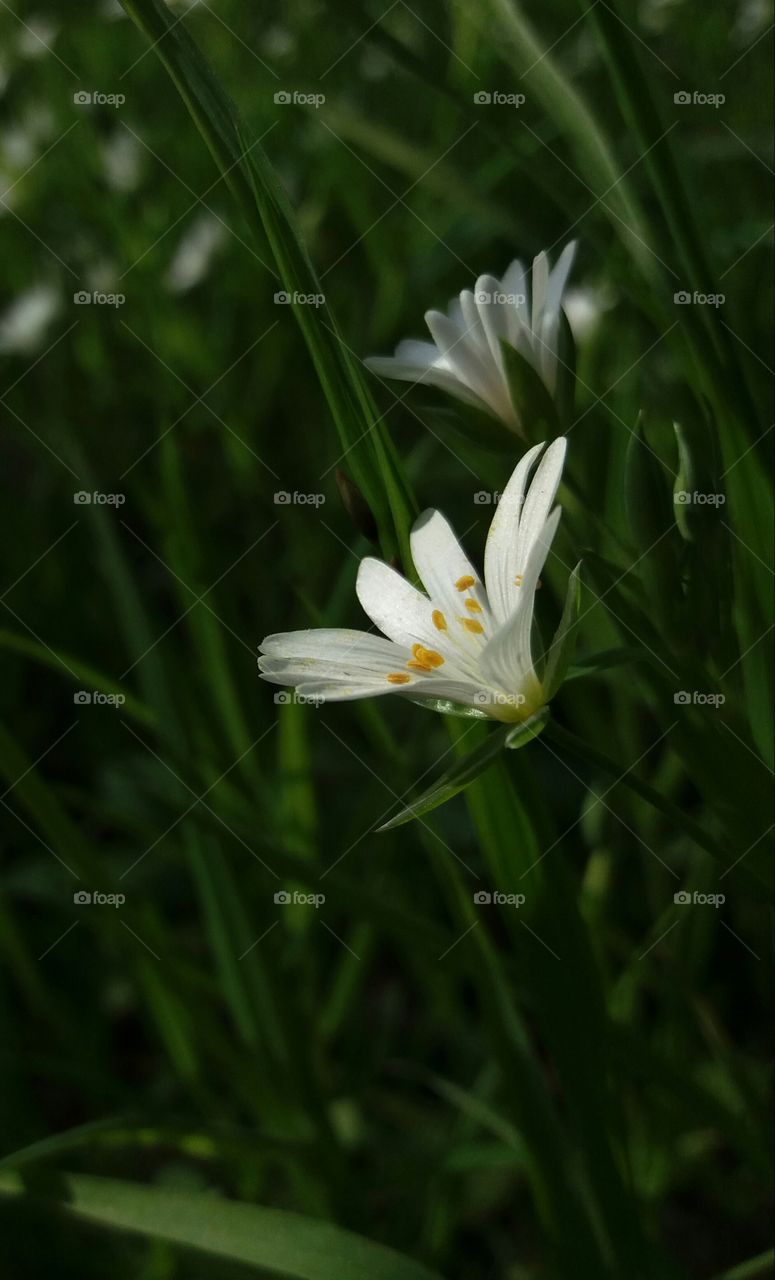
<box><xmin>0</xmin><ymin>284</ymin><xmax>60</xmax><ymax>354</ymax></box>
<box><xmin>101</xmin><ymin>130</ymin><xmax>144</xmax><ymax>193</ymax></box>
<box><xmin>15</xmin><ymin>15</ymin><xmax>59</xmax><ymax>60</ymax></box>
<box><xmin>165</xmin><ymin>213</ymin><xmax>227</xmax><ymax>294</ymax></box>
<box><xmin>366</xmin><ymin>243</ymin><xmax>576</xmax><ymax>434</ymax></box>
<box><xmin>562</xmin><ymin>284</ymin><xmax>611</xmax><ymax>343</ymax></box>
<box><xmin>260</xmin><ymin>439</ymin><xmax>575</xmax><ymax>723</ymax></box>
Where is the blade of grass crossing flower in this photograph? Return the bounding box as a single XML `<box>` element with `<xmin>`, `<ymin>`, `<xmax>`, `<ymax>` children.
<box><xmin>121</xmin><ymin>0</ymin><xmax>415</xmax><ymax>567</ymax></box>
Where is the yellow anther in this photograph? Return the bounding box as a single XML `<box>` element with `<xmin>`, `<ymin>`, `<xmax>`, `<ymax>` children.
<box><xmin>387</xmin><ymin>673</ymin><xmax>411</xmax><ymax>685</ymax></box>
<box><xmin>459</xmin><ymin>617</ymin><xmax>485</xmax><ymax>635</ymax></box>
<box><xmin>407</xmin><ymin>660</ymin><xmax>433</xmax><ymax>672</ymax></box>
<box><xmin>455</xmin><ymin>575</ymin><xmax>475</xmax><ymax>591</ymax></box>
<box><xmin>464</xmin><ymin>599</ymin><xmax>482</xmax><ymax>613</ymax></box>
<box><xmin>411</xmin><ymin>644</ymin><xmax>445</xmax><ymax>668</ymax></box>
<box><xmin>432</xmin><ymin>609</ymin><xmax>447</xmax><ymax>631</ymax></box>
<box><xmin>514</xmin><ymin>574</ymin><xmax>523</xmax><ymax>586</ymax></box>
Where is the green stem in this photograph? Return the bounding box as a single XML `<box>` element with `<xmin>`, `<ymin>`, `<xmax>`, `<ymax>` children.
<box><xmin>544</xmin><ymin>720</ymin><xmax>727</xmax><ymax>865</ymax></box>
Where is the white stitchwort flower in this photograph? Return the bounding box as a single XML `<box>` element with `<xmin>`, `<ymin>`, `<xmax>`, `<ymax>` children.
<box><xmin>259</xmin><ymin>439</ymin><xmax>573</xmax><ymax>723</ymax></box>
<box><xmin>366</xmin><ymin>243</ymin><xmax>576</xmax><ymax>433</ymax></box>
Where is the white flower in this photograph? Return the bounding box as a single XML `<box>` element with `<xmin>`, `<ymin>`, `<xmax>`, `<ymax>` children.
<box><xmin>259</xmin><ymin>438</ymin><xmax>570</xmax><ymax>723</ymax></box>
<box><xmin>366</xmin><ymin>244</ymin><xmax>576</xmax><ymax>433</ymax></box>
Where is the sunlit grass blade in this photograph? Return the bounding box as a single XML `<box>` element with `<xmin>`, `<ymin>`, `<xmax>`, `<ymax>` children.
<box><xmin>0</xmin><ymin>1172</ymin><xmax>445</xmax><ymax>1280</ymax></box>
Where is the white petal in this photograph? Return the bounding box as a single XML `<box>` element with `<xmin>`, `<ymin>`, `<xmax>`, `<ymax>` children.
<box><xmin>424</xmin><ymin>309</ymin><xmax>499</xmax><ymax>409</ymax></box>
<box><xmin>260</xmin><ymin>628</ymin><xmax>400</xmax><ymax>663</ymax></box>
<box><xmin>480</xmin><ymin>506</ymin><xmax>562</xmax><ymax>693</ymax></box>
<box><xmin>356</xmin><ymin>557</ymin><xmax>439</xmax><ymax>649</ymax></box>
<box><xmin>293</xmin><ymin>679</ymin><xmax>406</xmax><ymax>703</ymax></box>
<box><xmin>475</xmin><ymin>273</ymin><xmax>511</xmax><ymax>368</ymax></box>
<box><xmin>458</xmin><ymin>289</ymin><xmax>489</xmax><ymax>356</ymax></box>
<box><xmin>402</xmin><ymin>674</ymin><xmax>494</xmax><ymax>709</ymax></box>
<box><xmin>516</xmin><ymin>436</ymin><xmax>566</xmax><ymax>568</ymax></box>
<box><xmin>500</xmin><ymin>259</ymin><xmax>529</xmax><ymax>330</ymax></box>
<box><xmin>259</xmin><ymin>627</ymin><xmax>434</xmax><ymax>704</ymax></box>
<box><xmin>545</xmin><ymin>241</ymin><xmax>576</xmax><ymax>317</ymax></box>
<box><xmin>410</xmin><ymin>509</ymin><xmax>492</xmax><ymax>668</ymax></box>
<box><xmin>366</xmin><ymin>349</ymin><xmax>491</xmax><ymax>413</ymax></box>
<box><xmin>483</xmin><ymin>441</ymin><xmax>545</xmax><ymax>624</ymax></box>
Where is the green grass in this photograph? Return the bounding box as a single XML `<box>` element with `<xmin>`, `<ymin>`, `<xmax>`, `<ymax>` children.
<box><xmin>0</xmin><ymin>1</ymin><xmax>772</xmax><ymax>1277</ymax></box>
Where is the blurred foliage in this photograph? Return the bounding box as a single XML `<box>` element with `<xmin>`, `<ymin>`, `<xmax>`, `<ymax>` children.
<box><xmin>0</xmin><ymin>0</ymin><xmax>772</xmax><ymax>1277</ymax></box>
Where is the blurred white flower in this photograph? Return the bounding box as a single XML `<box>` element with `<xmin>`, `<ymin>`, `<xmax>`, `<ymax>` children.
<box><xmin>0</xmin><ymin>284</ymin><xmax>60</xmax><ymax>354</ymax></box>
<box><xmin>366</xmin><ymin>243</ymin><xmax>576</xmax><ymax>433</ymax></box>
<box><xmin>101</xmin><ymin>130</ymin><xmax>143</xmax><ymax>193</ymax></box>
<box><xmin>260</xmin><ymin>439</ymin><xmax>572</xmax><ymax>722</ymax></box>
<box><xmin>16</xmin><ymin>15</ymin><xmax>59</xmax><ymax>60</ymax></box>
<box><xmin>562</xmin><ymin>285</ymin><xmax>611</xmax><ymax>342</ymax></box>
<box><xmin>165</xmin><ymin>213</ymin><xmax>227</xmax><ymax>293</ymax></box>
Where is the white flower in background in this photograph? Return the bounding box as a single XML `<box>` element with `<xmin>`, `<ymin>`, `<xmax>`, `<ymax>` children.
<box><xmin>366</xmin><ymin>243</ymin><xmax>576</xmax><ymax>433</ymax></box>
<box><xmin>16</xmin><ymin>15</ymin><xmax>59</xmax><ymax>60</ymax></box>
<box><xmin>259</xmin><ymin>439</ymin><xmax>571</xmax><ymax>723</ymax></box>
<box><xmin>101</xmin><ymin>130</ymin><xmax>143</xmax><ymax>193</ymax></box>
<box><xmin>0</xmin><ymin>284</ymin><xmax>60</xmax><ymax>354</ymax></box>
<box><xmin>165</xmin><ymin>213</ymin><xmax>227</xmax><ymax>293</ymax></box>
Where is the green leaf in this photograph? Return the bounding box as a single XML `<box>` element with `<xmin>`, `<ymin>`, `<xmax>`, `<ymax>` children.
<box><xmin>554</xmin><ymin>308</ymin><xmax>577</xmax><ymax>428</ymax></box>
<box><xmin>565</xmin><ymin>646</ymin><xmax>649</xmax><ymax>680</ymax></box>
<box><xmin>505</xmin><ymin>706</ymin><xmax>550</xmax><ymax>748</ymax></box>
<box><xmin>623</xmin><ymin>417</ymin><xmax>683</xmax><ymax>629</ymax></box>
<box><xmin>672</xmin><ymin>420</ymin><xmax>698</xmax><ymax>542</ymax></box>
<box><xmin>120</xmin><ymin>0</ymin><xmax>415</xmax><ymax>567</ymax></box>
<box><xmin>500</xmin><ymin>340</ymin><xmax>560</xmax><ymax>442</ymax></box>
<box><xmin>419</xmin><ymin>403</ymin><xmax>518</xmax><ymax>456</ymax></box>
<box><xmin>379</xmin><ymin>710</ymin><xmax>548</xmax><ymax>830</ymax></box>
<box><xmin>623</xmin><ymin>416</ymin><xmax>674</xmax><ymax>548</ymax></box>
<box><xmin>0</xmin><ymin>1172</ymin><xmax>443</xmax><ymax>1280</ymax></box>
<box><xmin>378</xmin><ymin>724</ymin><xmax>512</xmax><ymax>830</ymax></box>
<box><xmin>0</xmin><ymin>629</ymin><xmax>156</xmax><ymax>728</ymax></box>
<box><xmin>542</xmin><ymin>561</ymin><xmax>582</xmax><ymax>700</ymax></box>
